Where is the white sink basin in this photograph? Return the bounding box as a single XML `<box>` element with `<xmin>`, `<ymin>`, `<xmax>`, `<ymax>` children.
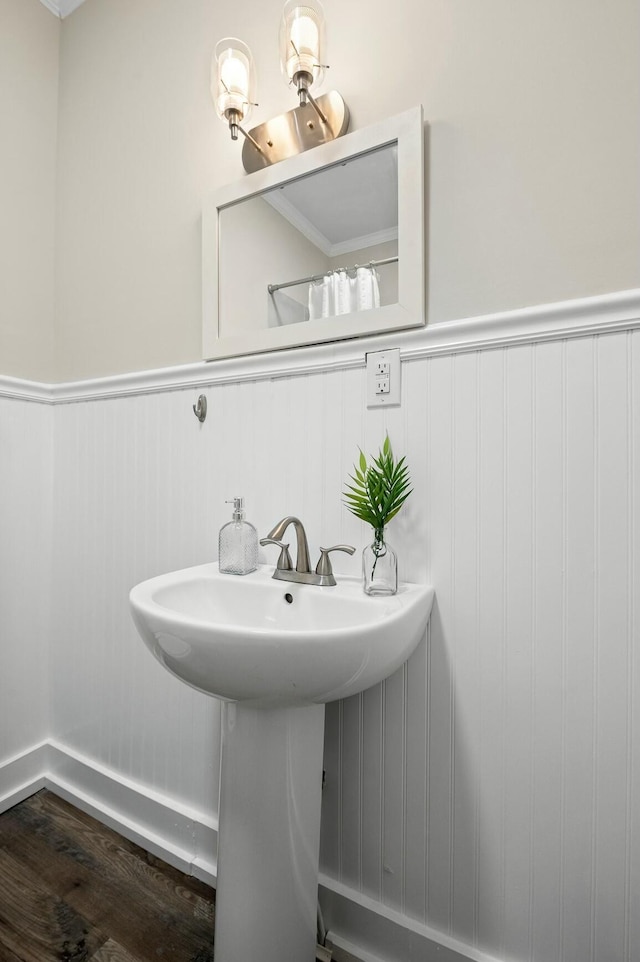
<box><xmin>129</xmin><ymin>562</ymin><xmax>434</xmax><ymax>709</ymax></box>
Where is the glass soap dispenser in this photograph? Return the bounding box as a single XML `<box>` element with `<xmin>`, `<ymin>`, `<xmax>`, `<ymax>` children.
<box><xmin>219</xmin><ymin>497</ymin><xmax>258</xmax><ymax>575</ymax></box>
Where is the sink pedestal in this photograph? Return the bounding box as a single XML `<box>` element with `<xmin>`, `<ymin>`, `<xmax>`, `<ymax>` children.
<box><xmin>214</xmin><ymin>702</ymin><xmax>326</xmax><ymax>962</ymax></box>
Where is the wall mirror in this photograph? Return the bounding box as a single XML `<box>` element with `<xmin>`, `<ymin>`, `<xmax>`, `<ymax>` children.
<box><xmin>202</xmin><ymin>106</ymin><xmax>425</xmax><ymax>360</ymax></box>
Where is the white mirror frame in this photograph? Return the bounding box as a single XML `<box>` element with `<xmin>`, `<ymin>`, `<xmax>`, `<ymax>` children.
<box><xmin>202</xmin><ymin>105</ymin><xmax>425</xmax><ymax>361</ymax></box>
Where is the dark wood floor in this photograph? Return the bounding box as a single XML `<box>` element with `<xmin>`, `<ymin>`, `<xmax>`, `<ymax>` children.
<box><xmin>0</xmin><ymin>790</ymin><xmax>215</xmax><ymax>962</ymax></box>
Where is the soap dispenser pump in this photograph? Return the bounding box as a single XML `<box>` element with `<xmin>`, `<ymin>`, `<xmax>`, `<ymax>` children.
<box><xmin>219</xmin><ymin>497</ymin><xmax>258</xmax><ymax>575</ymax></box>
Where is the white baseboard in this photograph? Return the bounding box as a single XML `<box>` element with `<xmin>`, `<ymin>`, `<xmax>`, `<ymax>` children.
<box><xmin>319</xmin><ymin>877</ymin><xmax>504</xmax><ymax>962</ymax></box>
<box><xmin>0</xmin><ymin>741</ymin><xmax>49</xmax><ymax>811</ymax></box>
<box><xmin>0</xmin><ymin>740</ymin><xmax>217</xmax><ymax>887</ymax></box>
<box><xmin>1</xmin><ymin>741</ymin><xmax>499</xmax><ymax>962</ymax></box>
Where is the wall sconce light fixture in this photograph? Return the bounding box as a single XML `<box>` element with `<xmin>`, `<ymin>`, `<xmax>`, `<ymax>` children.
<box><xmin>213</xmin><ymin>38</ymin><xmax>257</xmax><ymax>143</ymax></box>
<box><xmin>279</xmin><ymin>0</ymin><xmax>325</xmax><ymax>108</ymax></box>
<box><xmin>212</xmin><ymin>0</ymin><xmax>350</xmax><ymax>174</ymax></box>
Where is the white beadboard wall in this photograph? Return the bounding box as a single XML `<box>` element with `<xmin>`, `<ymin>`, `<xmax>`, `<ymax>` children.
<box><xmin>0</xmin><ymin>296</ymin><xmax>638</xmax><ymax>962</ymax></box>
<box><xmin>320</xmin><ymin>330</ymin><xmax>640</xmax><ymax>962</ymax></box>
<box><xmin>51</xmin><ymin>389</ymin><xmax>223</xmax><ymax>837</ymax></box>
<box><xmin>0</xmin><ymin>395</ymin><xmax>52</xmax><ymax>807</ymax></box>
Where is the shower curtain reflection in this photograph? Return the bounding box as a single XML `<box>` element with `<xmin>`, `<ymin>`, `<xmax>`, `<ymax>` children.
<box><xmin>308</xmin><ymin>267</ymin><xmax>380</xmax><ymax>320</ymax></box>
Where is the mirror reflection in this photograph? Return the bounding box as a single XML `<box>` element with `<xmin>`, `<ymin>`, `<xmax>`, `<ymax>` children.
<box><xmin>218</xmin><ymin>143</ymin><xmax>399</xmax><ymax>339</ymax></box>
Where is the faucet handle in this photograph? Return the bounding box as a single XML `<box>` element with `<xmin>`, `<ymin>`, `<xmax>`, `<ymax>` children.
<box><xmin>259</xmin><ymin>538</ymin><xmax>293</xmax><ymax>571</ymax></box>
<box><xmin>315</xmin><ymin>545</ymin><xmax>356</xmax><ymax>578</ymax></box>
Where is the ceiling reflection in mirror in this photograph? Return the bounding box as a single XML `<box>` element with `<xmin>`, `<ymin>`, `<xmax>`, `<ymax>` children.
<box><xmin>218</xmin><ymin>143</ymin><xmax>399</xmax><ymax>339</ymax></box>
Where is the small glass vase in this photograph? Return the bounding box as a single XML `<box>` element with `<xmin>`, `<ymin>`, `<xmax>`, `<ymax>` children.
<box><xmin>363</xmin><ymin>527</ymin><xmax>398</xmax><ymax>595</ymax></box>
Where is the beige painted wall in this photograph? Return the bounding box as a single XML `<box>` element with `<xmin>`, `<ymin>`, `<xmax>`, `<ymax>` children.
<box><xmin>15</xmin><ymin>0</ymin><xmax>640</xmax><ymax>380</ymax></box>
<box><xmin>0</xmin><ymin>0</ymin><xmax>59</xmax><ymax>381</ymax></box>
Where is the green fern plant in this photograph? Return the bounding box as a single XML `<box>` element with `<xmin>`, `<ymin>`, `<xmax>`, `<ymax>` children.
<box><xmin>343</xmin><ymin>435</ymin><xmax>412</xmax><ymax>541</ymax></box>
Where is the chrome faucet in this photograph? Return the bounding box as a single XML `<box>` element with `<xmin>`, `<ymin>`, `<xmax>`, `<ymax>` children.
<box><xmin>260</xmin><ymin>516</ymin><xmax>355</xmax><ymax>587</ymax></box>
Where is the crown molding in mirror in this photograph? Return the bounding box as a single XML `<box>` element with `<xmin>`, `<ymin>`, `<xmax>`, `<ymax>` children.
<box><xmin>203</xmin><ymin>106</ymin><xmax>426</xmax><ymax>361</ymax></box>
<box><xmin>2</xmin><ymin>289</ymin><xmax>638</xmax><ymax>405</ymax></box>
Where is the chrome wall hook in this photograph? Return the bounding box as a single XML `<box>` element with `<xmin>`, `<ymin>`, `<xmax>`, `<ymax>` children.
<box><xmin>193</xmin><ymin>395</ymin><xmax>207</xmax><ymax>423</ymax></box>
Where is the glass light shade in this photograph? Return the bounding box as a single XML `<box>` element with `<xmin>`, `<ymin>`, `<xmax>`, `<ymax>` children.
<box><xmin>279</xmin><ymin>0</ymin><xmax>325</xmax><ymax>90</ymax></box>
<box><xmin>212</xmin><ymin>38</ymin><xmax>255</xmax><ymax>124</ymax></box>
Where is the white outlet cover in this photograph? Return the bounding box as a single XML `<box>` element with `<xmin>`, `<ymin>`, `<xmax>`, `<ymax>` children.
<box><xmin>366</xmin><ymin>349</ymin><xmax>401</xmax><ymax>407</ymax></box>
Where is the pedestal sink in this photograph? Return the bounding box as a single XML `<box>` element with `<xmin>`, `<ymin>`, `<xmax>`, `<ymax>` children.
<box><xmin>130</xmin><ymin>563</ymin><xmax>434</xmax><ymax>961</ymax></box>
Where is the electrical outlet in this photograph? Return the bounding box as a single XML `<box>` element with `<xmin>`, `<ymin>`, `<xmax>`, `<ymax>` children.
<box><xmin>366</xmin><ymin>349</ymin><xmax>401</xmax><ymax>407</ymax></box>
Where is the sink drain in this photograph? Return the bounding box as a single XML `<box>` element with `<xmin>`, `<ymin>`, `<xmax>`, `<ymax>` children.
<box><xmin>284</xmin><ymin>593</ymin><xmax>294</xmax><ymax>604</ymax></box>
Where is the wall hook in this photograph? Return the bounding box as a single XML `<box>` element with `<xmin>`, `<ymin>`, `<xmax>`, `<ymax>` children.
<box><xmin>193</xmin><ymin>395</ymin><xmax>207</xmax><ymax>423</ymax></box>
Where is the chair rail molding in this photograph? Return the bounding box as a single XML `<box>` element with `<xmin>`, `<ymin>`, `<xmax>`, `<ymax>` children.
<box><xmin>1</xmin><ymin>288</ymin><xmax>638</xmax><ymax>404</ymax></box>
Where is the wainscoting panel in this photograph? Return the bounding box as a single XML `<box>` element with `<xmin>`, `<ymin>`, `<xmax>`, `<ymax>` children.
<box><xmin>10</xmin><ymin>297</ymin><xmax>637</xmax><ymax>962</ymax></box>
<box><xmin>318</xmin><ymin>331</ymin><xmax>639</xmax><ymax>962</ymax></box>
<box><xmin>51</xmin><ymin>392</ymin><xmax>222</xmax><ymax>816</ymax></box>
<box><xmin>0</xmin><ymin>396</ymin><xmax>52</xmax><ymax>765</ymax></box>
